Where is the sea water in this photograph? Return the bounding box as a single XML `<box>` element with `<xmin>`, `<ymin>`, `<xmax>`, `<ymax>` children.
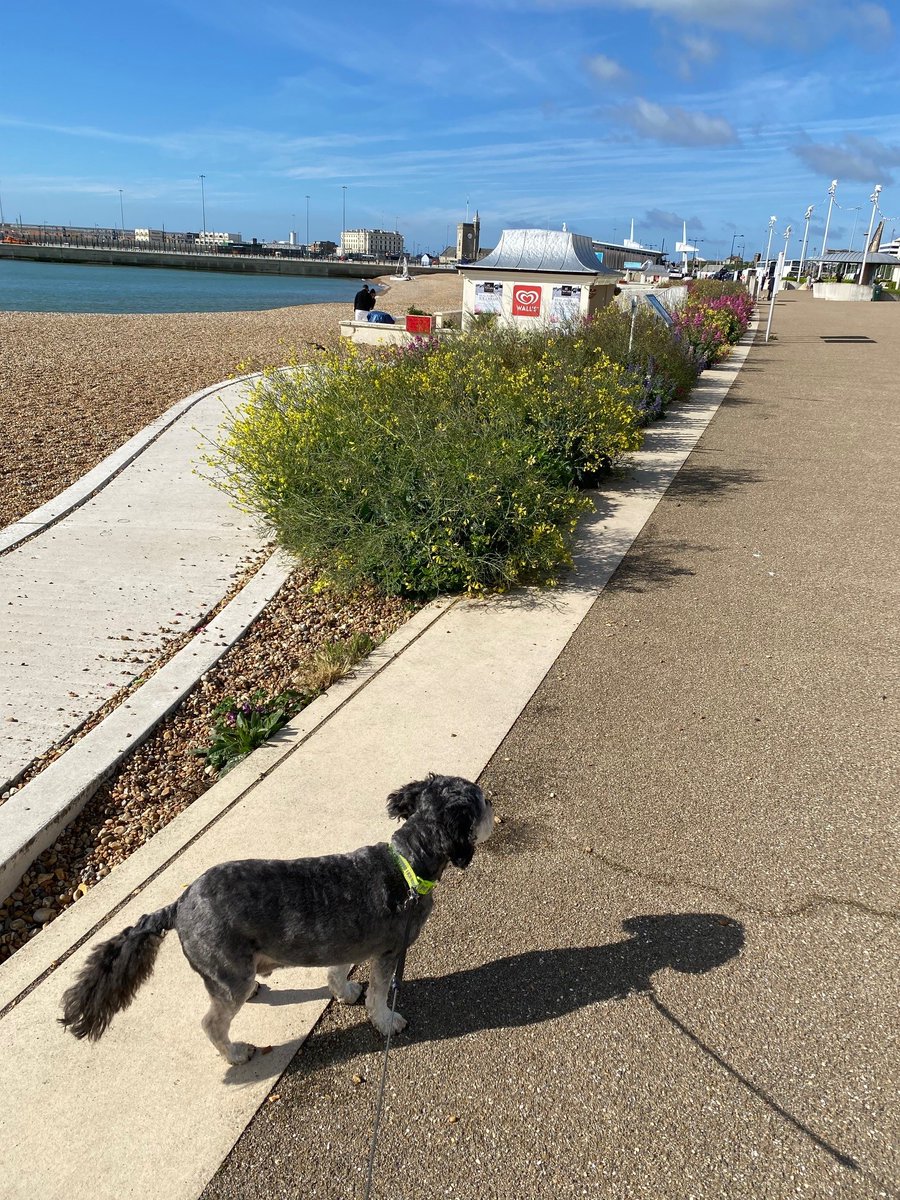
<box><xmin>0</xmin><ymin>258</ymin><xmax>362</xmax><ymax>314</ymax></box>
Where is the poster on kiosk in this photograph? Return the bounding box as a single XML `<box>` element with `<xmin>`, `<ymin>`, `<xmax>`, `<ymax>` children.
<box><xmin>512</xmin><ymin>284</ymin><xmax>542</xmax><ymax>318</ymax></box>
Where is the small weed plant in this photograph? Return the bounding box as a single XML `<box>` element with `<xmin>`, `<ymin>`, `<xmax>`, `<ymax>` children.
<box><xmin>194</xmin><ymin>689</ymin><xmax>304</xmax><ymax>776</ymax></box>
<box><xmin>194</xmin><ymin>633</ymin><xmax>379</xmax><ymax>776</ymax></box>
<box><xmin>296</xmin><ymin>632</ymin><xmax>376</xmax><ymax>693</ymax></box>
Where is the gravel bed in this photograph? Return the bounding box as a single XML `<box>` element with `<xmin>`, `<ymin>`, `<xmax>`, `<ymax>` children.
<box><xmin>0</xmin><ymin>566</ymin><xmax>415</xmax><ymax>962</ymax></box>
<box><xmin>0</xmin><ymin>273</ymin><xmax>463</xmax><ymax>961</ymax></box>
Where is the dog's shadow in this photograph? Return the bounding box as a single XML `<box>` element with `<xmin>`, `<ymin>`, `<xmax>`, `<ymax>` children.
<box><xmin>236</xmin><ymin>912</ymin><xmax>743</xmax><ymax>1084</ymax></box>
<box><xmin>384</xmin><ymin>911</ymin><xmax>742</xmax><ymax>1044</ymax></box>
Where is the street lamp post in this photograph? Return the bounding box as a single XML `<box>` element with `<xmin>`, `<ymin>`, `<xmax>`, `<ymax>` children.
<box><xmin>819</xmin><ymin>179</ymin><xmax>838</xmax><ymax>277</ymax></box>
<box><xmin>341</xmin><ymin>185</ymin><xmax>347</xmax><ymax>255</ymax></box>
<box><xmin>199</xmin><ymin>174</ymin><xmax>207</xmax><ymax>248</ymax></box>
<box><xmin>763</xmin><ymin>215</ymin><xmax>777</xmax><ymax>273</ymax></box>
<box><xmin>305</xmin><ymin>194</ymin><xmax>310</xmax><ymax>250</ymax></box>
<box><xmin>859</xmin><ymin>184</ymin><xmax>883</xmax><ymax>288</ymax></box>
<box><xmin>729</xmin><ymin>232</ymin><xmax>742</xmax><ymax>260</ymax></box>
<box><xmin>798</xmin><ymin>205</ymin><xmax>814</xmax><ymax>279</ymax></box>
<box><xmin>766</xmin><ymin>224</ymin><xmax>791</xmax><ymax>343</ymax></box>
<box><xmin>846</xmin><ymin>206</ymin><xmax>862</xmax><ymax>252</ymax></box>
<box><xmin>118</xmin><ymin>189</ymin><xmax>125</xmax><ymax>233</ymax></box>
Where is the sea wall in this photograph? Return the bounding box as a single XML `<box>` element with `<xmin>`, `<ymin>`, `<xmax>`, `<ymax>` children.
<box><xmin>0</xmin><ymin>242</ymin><xmax>442</xmax><ymax>280</ymax></box>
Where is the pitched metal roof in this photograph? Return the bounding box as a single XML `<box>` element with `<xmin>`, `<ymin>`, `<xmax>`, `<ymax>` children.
<box><xmin>813</xmin><ymin>249</ymin><xmax>900</xmax><ymax>265</ymax></box>
<box><xmin>459</xmin><ymin>228</ymin><xmax>619</xmax><ymax>276</ymax></box>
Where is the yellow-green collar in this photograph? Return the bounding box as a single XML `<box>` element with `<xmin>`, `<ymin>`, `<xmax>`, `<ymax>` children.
<box><xmin>388</xmin><ymin>844</ymin><xmax>436</xmax><ymax>896</ymax></box>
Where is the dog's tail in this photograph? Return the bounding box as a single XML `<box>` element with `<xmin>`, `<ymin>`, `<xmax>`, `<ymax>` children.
<box><xmin>59</xmin><ymin>901</ymin><xmax>179</xmax><ymax>1041</ymax></box>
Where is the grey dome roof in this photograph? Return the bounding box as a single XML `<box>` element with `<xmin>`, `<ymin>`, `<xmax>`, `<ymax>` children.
<box><xmin>463</xmin><ymin>228</ymin><xmax>619</xmax><ymax>276</ymax></box>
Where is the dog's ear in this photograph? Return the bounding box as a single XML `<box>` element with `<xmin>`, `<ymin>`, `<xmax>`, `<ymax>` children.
<box><xmin>386</xmin><ymin>775</ymin><xmax>433</xmax><ymax>820</ymax></box>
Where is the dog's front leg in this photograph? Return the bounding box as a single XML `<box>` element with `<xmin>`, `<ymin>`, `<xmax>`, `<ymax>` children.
<box><xmin>327</xmin><ymin>964</ymin><xmax>363</xmax><ymax>1005</ymax></box>
<box><xmin>365</xmin><ymin>952</ymin><xmax>407</xmax><ymax>1037</ymax></box>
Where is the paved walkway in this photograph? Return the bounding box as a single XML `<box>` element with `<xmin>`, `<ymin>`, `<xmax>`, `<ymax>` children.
<box><xmin>1</xmin><ymin>294</ymin><xmax>897</xmax><ymax>1200</ymax></box>
<box><xmin>0</xmin><ymin>378</ymin><xmax>268</xmax><ymax>790</ymax></box>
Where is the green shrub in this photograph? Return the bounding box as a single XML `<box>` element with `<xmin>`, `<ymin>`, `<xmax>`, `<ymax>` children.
<box><xmin>419</xmin><ymin>328</ymin><xmax>644</xmax><ymax>486</ymax></box>
<box><xmin>687</xmin><ymin>279</ymin><xmax>747</xmax><ymax>301</ymax></box>
<box><xmin>579</xmin><ymin>304</ymin><xmax>698</xmax><ymax>403</ymax></box>
<box><xmin>206</xmin><ymin>346</ymin><xmax>599</xmax><ymax>596</ymax></box>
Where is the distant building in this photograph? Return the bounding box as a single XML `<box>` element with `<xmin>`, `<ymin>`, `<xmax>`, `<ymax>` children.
<box><xmin>339</xmin><ymin>228</ymin><xmax>404</xmax><ymax>258</ymax></box>
<box><xmin>134</xmin><ymin>228</ymin><xmax>166</xmax><ymax>244</ymax></box>
<box><xmin>456</xmin><ymin>213</ymin><xmax>480</xmax><ymax>262</ymax></box>
<box><xmin>196</xmin><ymin>231</ymin><xmax>242</xmax><ymax>247</ymax></box>
<box><xmin>593</xmin><ymin>239</ymin><xmax>665</xmax><ymax>273</ymax></box>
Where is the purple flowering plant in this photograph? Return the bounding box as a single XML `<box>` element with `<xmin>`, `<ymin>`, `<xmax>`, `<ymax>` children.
<box><xmin>194</xmin><ymin>689</ymin><xmax>304</xmax><ymax>776</ymax></box>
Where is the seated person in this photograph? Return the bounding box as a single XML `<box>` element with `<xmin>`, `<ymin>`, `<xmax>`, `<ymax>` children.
<box><xmin>353</xmin><ymin>285</ymin><xmax>375</xmax><ymax>321</ymax></box>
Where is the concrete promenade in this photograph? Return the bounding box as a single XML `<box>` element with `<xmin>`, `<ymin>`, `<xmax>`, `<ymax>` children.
<box><xmin>204</xmin><ymin>294</ymin><xmax>898</xmax><ymax>1199</ymax></box>
<box><xmin>0</xmin><ymin>293</ymin><xmax>896</xmax><ymax>1200</ymax></box>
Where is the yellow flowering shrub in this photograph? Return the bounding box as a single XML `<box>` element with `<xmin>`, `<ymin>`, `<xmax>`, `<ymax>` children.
<box><xmin>205</xmin><ymin>324</ymin><xmax>645</xmax><ymax>597</ymax></box>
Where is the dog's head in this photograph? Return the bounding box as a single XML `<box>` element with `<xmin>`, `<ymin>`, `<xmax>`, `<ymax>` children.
<box><xmin>387</xmin><ymin>773</ymin><xmax>493</xmax><ymax>870</ymax></box>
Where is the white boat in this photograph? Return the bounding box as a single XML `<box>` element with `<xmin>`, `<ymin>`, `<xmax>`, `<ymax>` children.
<box><xmin>391</xmin><ymin>256</ymin><xmax>411</xmax><ymax>281</ymax></box>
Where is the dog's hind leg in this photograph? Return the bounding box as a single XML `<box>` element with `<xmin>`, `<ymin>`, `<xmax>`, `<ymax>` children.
<box><xmin>200</xmin><ymin>975</ymin><xmax>258</xmax><ymax>1065</ymax></box>
<box><xmin>327</xmin><ymin>964</ymin><xmax>363</xmax><ymax>1005</ymax></box>
<box><xmin>365</xmin><ymin>952</ymin><xmax>407</xmax><ymax>1037</ymax></box>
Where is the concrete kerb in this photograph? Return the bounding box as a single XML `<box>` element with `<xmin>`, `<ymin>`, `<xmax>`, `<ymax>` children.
<box><xmin>0</xmin><ymin>370</ymin><xmax>262</xmax><ymax>556</ymax></box>
<box><xmin>0</xmin><ymin>549</ymin><xmax>290</xmax><ymax>901</ymax></box>
<box><xmin>0</xmin><ymin>593</ymin><xmax>458</xmax><ymax>1009</ymax></box>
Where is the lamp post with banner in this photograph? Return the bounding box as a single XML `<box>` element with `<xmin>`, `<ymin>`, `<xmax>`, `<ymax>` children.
<box><xmin>858</xmin><ymin>184</ymin><xmax>883</xmax><ymax>288</ymax></box>
<box><xmin>818</xmin><ymin>179</ymin><xmax>837</xmax><ymax>277</ymax></box>
<box><xmin>798</xmin><ymin>205</ymin><xmax>814</xmax><ymax>279</ymax></box>
<box><xmin>763</xmin><ymin>215</ymin><xmax>777</xmax><ymax>272</ymax></box>
<box><xmin>765</xmin><ymin>224</ymin><xmax>791</xmax><ymax>342</ymax></box>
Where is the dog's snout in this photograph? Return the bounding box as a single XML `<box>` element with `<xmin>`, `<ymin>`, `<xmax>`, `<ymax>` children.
<box><xmin>475</xmin><ymin>801</ymin><xmax>495</xmax><ymax>843</ymax></box>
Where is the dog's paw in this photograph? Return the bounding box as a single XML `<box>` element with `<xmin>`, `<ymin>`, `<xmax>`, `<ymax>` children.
<box><xmin>387</xmin><ymin>1012</ymin><xmax>407</xmax><ymax>1035</ymax></box>
<box><xmin>370</xmin><ymin>1010</ymin><xmax>407</xmax><ymax>1037</ymax></box>
<box><xmin>225</xmin><ymin>1041</ymin><xmax>256</xmax><ymax>1065</ymax></box>
<box><xmin>335</xmin><ymin>980</ymin><xmax>364</xmax><ymax>1005</ymax></box>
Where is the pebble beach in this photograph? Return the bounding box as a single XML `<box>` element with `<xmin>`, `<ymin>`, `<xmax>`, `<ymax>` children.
<box><xmin>0</xmin><ymin>271</ymin><xmax>464</xmax><ymax>527</ymax></box>
<box><xmin>0</xmin><ymin>270</ymin><xmax>461</xmax><ymax>958</ymax></box>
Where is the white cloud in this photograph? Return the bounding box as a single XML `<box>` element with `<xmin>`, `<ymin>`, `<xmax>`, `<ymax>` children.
<box><xmin>644</xmin><ymin>207</ymin><xmax>706</xmax><ymax>231</ymax></box>
<box><xmin>679</xmin><ymin>33</ymin><xmax>717</xmax><ymax>63</ymax></box>
<box><xmin>585</xmin><ymin>53</ymin><xmax>630</xmax><ymax>84</ymax></box>
<box><xmin>512</xmin><ymin>0</ymin><xmax>894</xmax><ymax>43</ymax></box>
<box><xmin>614</xmin><ymin>98</ymin><xmax>738</xmax><ymax>145</ymax></box>
<box><xmin>792</xmin><ymin>133</ymin><xmax>900</xmax><ymax>183</ymax></box>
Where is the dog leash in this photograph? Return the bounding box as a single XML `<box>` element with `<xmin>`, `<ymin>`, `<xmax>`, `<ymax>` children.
<box><xmin>362</xmin><ymin>894</ymin><xmax>419</xmax><ymax>1200</ymax></box>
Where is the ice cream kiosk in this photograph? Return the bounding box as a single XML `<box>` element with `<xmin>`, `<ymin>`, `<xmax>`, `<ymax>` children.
<box><xmin>458</xmin><ymin>228</ymin><xmax>620</xmax><ymax>331</ymax></box>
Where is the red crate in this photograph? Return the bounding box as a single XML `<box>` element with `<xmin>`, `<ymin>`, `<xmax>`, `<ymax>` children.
<box><xmin>405</xmin><ymin>314</ymin><xmax>433</xmax><ymax>334</ymax></box>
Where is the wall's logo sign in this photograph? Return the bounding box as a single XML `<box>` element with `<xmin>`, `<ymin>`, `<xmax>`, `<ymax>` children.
<box><xmin>512</xmin><ymin>285</ymin><xmax>542</xmax><ymax>317</ymax></box>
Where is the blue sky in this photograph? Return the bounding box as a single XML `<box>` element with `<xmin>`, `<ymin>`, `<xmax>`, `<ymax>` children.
<box><xmin>1</xmin><ymin>0</ymin><xmax>898</xmax><ymax>259</ymax></box>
